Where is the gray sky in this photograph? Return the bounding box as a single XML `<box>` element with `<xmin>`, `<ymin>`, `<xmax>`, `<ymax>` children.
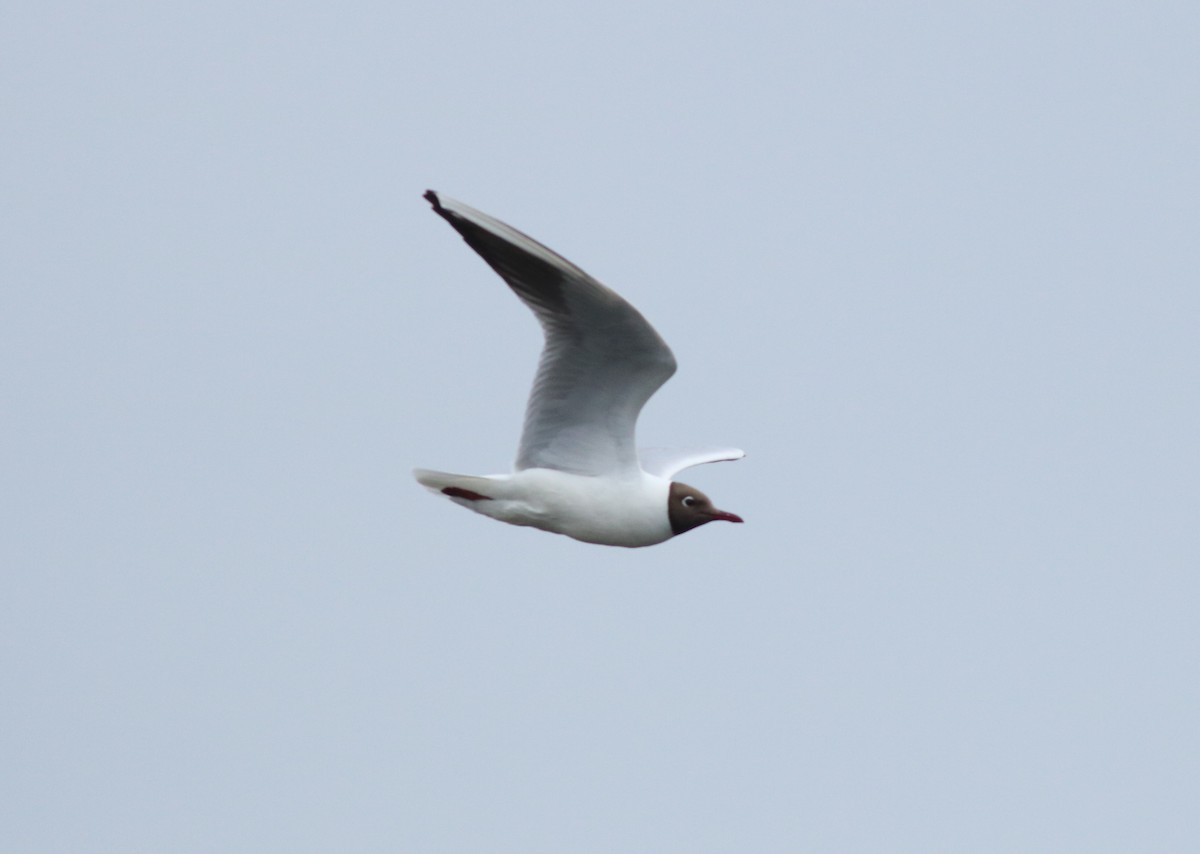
<box><xmin>4</xmin><ymin>1</ymin><xmax>1198</xmax><ymax>851</ymax></box>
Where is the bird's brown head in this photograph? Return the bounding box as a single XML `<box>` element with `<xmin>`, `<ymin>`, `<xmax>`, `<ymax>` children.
<box><xmin>667</xmin><ymin>481</ymin><xmax>744</xmax><ymax>536</ymax></box>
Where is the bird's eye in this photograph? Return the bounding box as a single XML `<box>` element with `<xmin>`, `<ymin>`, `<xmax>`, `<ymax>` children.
<box><xmin>682</xmin><ymin>496</ymin><xmax>696</xmax><ymax>507</ymax></box>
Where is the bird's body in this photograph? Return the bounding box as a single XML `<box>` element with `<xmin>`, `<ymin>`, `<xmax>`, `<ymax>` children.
<box><xmin>416</xmin><ymin>467</ymin><xmax>674</xmax><ymax>548</ymax></box>
<box><xmin>415</xmin><ymin>191</ymin><xmax>743</xmax><ymax>548</ymax></box>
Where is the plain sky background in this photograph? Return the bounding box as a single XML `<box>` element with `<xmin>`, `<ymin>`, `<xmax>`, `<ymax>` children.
<box><xmin>3</xmin><ymin>1</ymin><xmax>1198</xmax><ymax>851</ymax></box>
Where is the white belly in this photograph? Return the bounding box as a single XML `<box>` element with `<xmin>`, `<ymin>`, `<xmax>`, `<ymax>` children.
<box><xmin>476</xmin><ymin>468</ymin><xmax>674</xmax><ymax>548</ymax></box>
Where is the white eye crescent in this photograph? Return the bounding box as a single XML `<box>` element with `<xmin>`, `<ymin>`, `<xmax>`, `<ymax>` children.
<box><xmin>682</xmin><ymin>496</ymin><xmax>696</xmax><ymax>507</ymax></box>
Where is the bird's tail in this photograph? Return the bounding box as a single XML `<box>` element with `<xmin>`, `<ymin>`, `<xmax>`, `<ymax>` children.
<box><xmin>413</xmin><ymin>468</ymin><xmax>498</xmax><ymax>502</ymax></box>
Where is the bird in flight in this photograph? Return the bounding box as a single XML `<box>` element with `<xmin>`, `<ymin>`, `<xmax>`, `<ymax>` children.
<box><xmin>415</xmin><ymin>191</ymin><xmax>744</xmax><ymax>547</ymax></box>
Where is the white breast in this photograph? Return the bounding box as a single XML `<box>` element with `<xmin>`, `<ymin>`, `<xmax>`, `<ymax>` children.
<box><xmin>478</xmin><ymin>468</ymin><xmax>674</xmax><ymax>548</ymax></box>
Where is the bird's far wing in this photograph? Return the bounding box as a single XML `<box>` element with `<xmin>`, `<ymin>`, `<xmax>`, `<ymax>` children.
<box><xmin>426</xmin><ymin>191</ymin><xmax>677</xmax><ymax>476</ymax></box>
<box><xmin>638</xmin><ymin>447</ymin><xmax>746</xmax><ymax>480</ymax></box>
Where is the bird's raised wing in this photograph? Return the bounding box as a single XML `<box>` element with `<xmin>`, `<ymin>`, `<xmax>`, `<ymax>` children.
<box><xmin>638</xmin><ymin>447</ymin><xmax>746</xmax><ymax>480</ymax></box>
<box><xmin>426</xmin><ymin>191</ymin><xmax>677</xmax><ymax>476</ymax></box>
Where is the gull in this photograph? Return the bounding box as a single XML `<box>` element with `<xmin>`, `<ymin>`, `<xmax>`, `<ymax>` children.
<box><xmin>414</xmin><ymin>191</ymin><xmax>743</xmax><ymax>548</ymax></box>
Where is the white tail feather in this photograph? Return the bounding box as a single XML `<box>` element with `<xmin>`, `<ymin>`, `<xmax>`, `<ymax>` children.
<box><xmin>413</xmin><ymin>468</ymin><xmax>498</xmax><ymax>497</ymax></box>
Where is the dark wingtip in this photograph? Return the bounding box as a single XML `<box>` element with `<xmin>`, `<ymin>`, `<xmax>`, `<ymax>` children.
<box><xmin>424</xmin><ymin>190</ymin><xmax>457</xmax><ymax>226</ymax></box>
